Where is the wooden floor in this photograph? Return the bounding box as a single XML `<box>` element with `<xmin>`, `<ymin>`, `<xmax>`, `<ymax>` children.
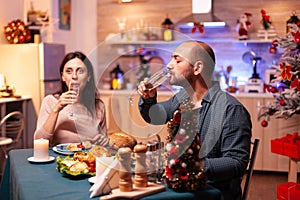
<box><xmin>242</xmin><ymin>171</ymin><xmax>300</xmax><ymax>200</ymax></box>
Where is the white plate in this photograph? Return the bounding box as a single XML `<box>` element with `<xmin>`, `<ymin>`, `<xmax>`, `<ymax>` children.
<box><xmin>52</xmin><ymin>144</ymin><xmax>74</xmax><ymax>155</ymax></box>
<box><xmin>27</xmin><ymin>156</ymin><xmax>55</xmax><ymax>163</ymax></box>
<box><xmin>88</xmin><ymin>176</ymin><xmax>96</xmax><ymax>184</ymax></box>
<box><xmin>52</xmin><ymin>143</ymin><xmax>92</xmax><ymax>155</ymax></box>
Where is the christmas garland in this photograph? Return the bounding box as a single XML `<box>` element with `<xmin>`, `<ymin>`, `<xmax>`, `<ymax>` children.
<box><xmin>164</xmin><ymin>99</ymin><xmax>207</xmax><ymax>191</ymax></box>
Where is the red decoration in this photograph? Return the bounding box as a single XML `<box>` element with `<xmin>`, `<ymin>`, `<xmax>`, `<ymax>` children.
<box><xmin>291</xmin><ymin>31</ymin><xmax>300</xmax><ymax>43</ymax></box>
<box><xmin>4</xmin><ymin>19</ymin><xmax>31</xmax><ymax>44</ymax></box>
<box><xmin>191</xmin><ymin>22</ymin><xmax>204</xmax><ymax>34</ymax></box>
<box><xmin>280</xmin><ymin>99</ymin><xmax>287</xmax><ymax>106</ymax></box>
<box><xmin>271</xmin><ymin>132</ymin><xmax>300</xmax><ymax>159</ymax></box>
<box><xmin>277</xmin><ymin>182</ymin><xmax>300</xmax><ymax>200</ymax></box>
<box><xmin>261</xmin><ymin>120</ymin><xmax>268</xmax><ymax>127</ymax></box>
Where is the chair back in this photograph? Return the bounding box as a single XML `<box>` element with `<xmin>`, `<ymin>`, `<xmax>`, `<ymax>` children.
<box><xmin>0</xmin><ymin>111</ymin><xmax>25</xmax><ymax>150</ymax></box>
<box><xmin>242</xmin><ymin>138</ymin><xmax>260</xmax><ymax>200</ymax></box>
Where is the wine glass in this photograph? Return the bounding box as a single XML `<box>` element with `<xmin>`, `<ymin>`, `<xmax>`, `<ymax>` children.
<box><xmin>68</xmin><ymin>82</ymin><xmax>79</xmax><ymax>119</ymax></box>
<box><xmin>128</xmin><ymin>68</ymin><xmax>170</xmax><ymax>106</ymax></box>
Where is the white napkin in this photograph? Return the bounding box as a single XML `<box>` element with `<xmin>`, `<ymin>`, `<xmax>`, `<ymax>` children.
<box><xmin>89</xmin><ymin>158</ymin><xmax>119</xmax><ymax>198</ymax></box>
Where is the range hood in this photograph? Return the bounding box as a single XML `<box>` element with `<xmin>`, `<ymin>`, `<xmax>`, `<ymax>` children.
<box><xmin>176</xmin><ymin>0</ymin><xmax>226</xmax><ymax>28</ymax></box>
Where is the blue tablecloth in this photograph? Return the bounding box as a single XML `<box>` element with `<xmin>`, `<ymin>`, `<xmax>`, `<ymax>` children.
<box><xmin>0</xmin><ymin>149</ymin><xmax>223</xmax><ymax>200</ymax></box>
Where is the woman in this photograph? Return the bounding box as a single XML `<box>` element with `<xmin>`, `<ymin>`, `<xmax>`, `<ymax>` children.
<box><xmin>34</xmin><ymin>51</ymin><xmax>108</xmax><ymax>146</ymax></box>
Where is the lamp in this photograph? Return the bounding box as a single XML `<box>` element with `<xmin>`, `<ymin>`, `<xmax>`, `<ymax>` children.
<box><xmin>118</xmin><ymin>0</ymin><xmax>132</xmax><ymax>3</ymax></box>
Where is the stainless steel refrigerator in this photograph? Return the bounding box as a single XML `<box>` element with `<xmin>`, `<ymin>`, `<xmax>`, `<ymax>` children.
<box><xmin>0</xmin><ymin>43</ymin><xmax>65</xmax><ymax>113</ymax></box>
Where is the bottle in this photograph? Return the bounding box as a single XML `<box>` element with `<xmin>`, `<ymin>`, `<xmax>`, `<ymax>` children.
<box><xmin>110</xmin><ymin>64</ymin><xmax>124</xmax><ymax>90</ymax></box>
<box><xmin>161</xmin><ymin>15</ymin><xmax>174</xmax><ymax>41</ymax></box>
<box><xmin>146</xmin><ymin>142</ymin><xmax>157</xmax><ymax>183</ymax></box>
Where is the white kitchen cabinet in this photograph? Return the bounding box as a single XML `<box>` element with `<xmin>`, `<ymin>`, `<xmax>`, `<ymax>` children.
<box><xmin>101</xmin><ymin>90</ymin><xmax>300</xmax><ymax>172</ymax></box>
<box><xmin>0</xmin><ymin>43</ymin><xmax>65</xmax><ymax>113</ymax></box>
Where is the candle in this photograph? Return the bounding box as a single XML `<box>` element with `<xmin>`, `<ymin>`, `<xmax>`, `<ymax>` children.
<box><xmin>96</xmin><ymin>157</ymin><xmax>115</xmax><ymax>178</ymax></box>
<box><xmin>34</xmin><ymin>139</ymin><xmax>49</xmax><ymax>160</ymax></box>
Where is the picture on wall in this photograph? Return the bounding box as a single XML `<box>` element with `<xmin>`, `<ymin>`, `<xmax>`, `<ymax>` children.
<box><xmin>59</xmin><ymin>0</ymin><xmax>71</xmax><ymax>30</ymax></box>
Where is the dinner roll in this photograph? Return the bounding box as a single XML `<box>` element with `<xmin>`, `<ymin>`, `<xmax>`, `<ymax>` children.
<box><xmin>109</xmin><ymin>132</ymin><xmax>137</xmax><ymax>150</ymax></box>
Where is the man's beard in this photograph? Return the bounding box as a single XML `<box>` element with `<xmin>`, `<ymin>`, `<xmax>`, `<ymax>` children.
<box><xmin>169</xmin><ymin>70</ymin><xmax>194</xmax><ymax>88</ymax></box>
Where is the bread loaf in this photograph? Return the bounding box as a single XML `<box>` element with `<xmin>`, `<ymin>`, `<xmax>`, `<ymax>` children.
<box><xmin>109</xmin><ymin>132</ymin><xmax>137</xmax><ymax>150</ymax></box>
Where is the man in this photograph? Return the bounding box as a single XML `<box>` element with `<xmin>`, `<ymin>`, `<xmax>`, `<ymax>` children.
<box><xmin>137</xmin><ymin>40</ymin><xmax>252</xmax><ymax>200</ymax></box>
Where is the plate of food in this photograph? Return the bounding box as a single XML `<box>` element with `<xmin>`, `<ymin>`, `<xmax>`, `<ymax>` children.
<box><xmin>56</xmin><ymin>145</ymin><xmax>112</xmax><ymax>178</ymax></box>
<box><xmin>53</xmin><ymin>141</ymin><xmax>93</xmax><ymax>155</ymax></box>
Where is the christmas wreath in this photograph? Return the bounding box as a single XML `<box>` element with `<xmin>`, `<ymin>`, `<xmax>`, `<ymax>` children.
<box><xmin>4</xmin><ymin>19</ymin><xmax>31</xmax><ymax>44</ymax></box>
<box><xmin>164</xmin><ymin>99</ymin><xmax>207</xmax><ymax>191</ymax></box>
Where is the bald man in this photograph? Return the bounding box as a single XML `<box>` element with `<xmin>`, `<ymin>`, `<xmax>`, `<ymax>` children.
<box><xmin>137</xmin><ymin>40</ymin><xmax>252</xmax><ymax>200</ymax></box>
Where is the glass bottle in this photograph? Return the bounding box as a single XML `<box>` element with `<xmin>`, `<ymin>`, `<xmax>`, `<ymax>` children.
<box><xmin>146</xmin><ymin>142</ymin><xmax>157</xmax><ymax>183</ymax></box>
<box><xmin>161</xmin><ymin>15</ymin><xmax>174</xmax><ymax>41</ymax></box>
<box><xmin>110</xmin><ymin>64</ymin><xmax>124</xmax><ymax>90</ymax></box>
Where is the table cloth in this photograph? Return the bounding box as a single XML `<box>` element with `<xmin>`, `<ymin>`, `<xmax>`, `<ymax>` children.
<box><xmin>0</xmin><ymin>149</ymin><xmax>224</xmax><ymax>200</ymax></box>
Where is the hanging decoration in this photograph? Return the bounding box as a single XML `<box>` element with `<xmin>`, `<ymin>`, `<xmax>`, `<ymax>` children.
<box><xmin>191</xmin><ymin>22</ymin><xmax>204</xmax><ymax>34</ymax></box>
<box><xmin>4</xmin><ymin>19</ymin><xmax>31</xmax><ymax>44</ymax></box>
<box><xmin>258</xmin><ymin>23</ymin><xmax>300</xmax><ymax>127</ymax></box>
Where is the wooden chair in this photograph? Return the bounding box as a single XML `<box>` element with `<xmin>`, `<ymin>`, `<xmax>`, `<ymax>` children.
<box><xmin>0</xmin><ymin>111</ymin><xmax>25</xmax><ymax>157</ymax></box>
<box><xmin>242</xmin><ymin>138</ymin><xmax>260</xmax><ymax>200</ymax></box>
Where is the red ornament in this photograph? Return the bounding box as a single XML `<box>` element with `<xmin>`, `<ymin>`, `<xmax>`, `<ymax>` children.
<box><xmin>291</xmin><ymin>31</ymin><xmax>300</xmax><ymax>43</ymax></box>
<box><xmin>269</xmin><ymin>46</ymin><xmax>277</xmax><ymax>54</ymax></box>
<box><xmin>261</xmin><ymin>120</ymin><xmax>268</xmax><ymax>127</ymax></box>
<box><xmin>270</xmin><ymin>86</ymin><xmax>278</xmax><ymax>93</ymax></box>
<box><xmin>279</xmin><ymin>99</ymin><xmax>286</xmax><ymax>106</ymax></box>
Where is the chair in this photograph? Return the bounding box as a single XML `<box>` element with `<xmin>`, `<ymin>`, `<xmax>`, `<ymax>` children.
<box><xmin>242</xmin><ymin>138</ymin><xmax>260</xmax><ymax>200</ymax></box>
<box><xmin>0</xmin><ymin>111</ymin><xmax>25</xmax><ymax>157</ymax></box>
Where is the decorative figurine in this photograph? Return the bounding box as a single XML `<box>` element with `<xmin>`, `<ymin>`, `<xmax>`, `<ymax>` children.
<box><xmin>236</xmin><ymin>13</ymin><xmax>252</xmax><ymax>40</ymax></box>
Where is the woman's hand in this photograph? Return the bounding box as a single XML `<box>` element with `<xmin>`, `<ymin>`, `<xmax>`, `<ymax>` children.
<box><xmin>53</xmin><ymin>91</ymin><xmax>79</xmax><ymax>112</ymax></box>
<box><xmin>137</xmin><ymin>78</ymin><xmax>157</xmax><ymax>99</ymax></box>
<box><xmin>87</xmin><ymin>134</ymin><xmax>109</xmax><ymax>146</ymax></box>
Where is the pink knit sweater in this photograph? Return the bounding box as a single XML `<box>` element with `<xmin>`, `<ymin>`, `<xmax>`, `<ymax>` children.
<box><xmin>34</xmin><ymin>95</ymin><xmax>108</xmax><ymax>146</ymax></box>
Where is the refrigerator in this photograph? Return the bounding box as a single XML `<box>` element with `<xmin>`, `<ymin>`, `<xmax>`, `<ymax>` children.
<box><xmin>0</xmin><ymin>43</ymin><xmax>65</xmax><ymax>113</ymax></box>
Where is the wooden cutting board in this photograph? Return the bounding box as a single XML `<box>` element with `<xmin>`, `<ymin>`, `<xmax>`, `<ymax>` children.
<box><xmin>101</xmin><ymin>182</ymin><xmax>165</xmax><ymax>200</ymax></box>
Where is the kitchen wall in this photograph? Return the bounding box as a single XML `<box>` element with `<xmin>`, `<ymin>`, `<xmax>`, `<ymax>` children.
<box><xmin>96</xmin><ymin>0</ymin><xmax>300</xmax><ymax>89</ymax></box>
<box><xmin>0</xmin><ymin>0</ymin><xmax>299</xmax><ymax>90</ymax></box>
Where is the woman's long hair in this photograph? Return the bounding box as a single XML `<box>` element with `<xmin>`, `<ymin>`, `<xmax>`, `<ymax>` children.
<box><xmin>54</xmin><ymin>51</ymin><xmax>100</xmax><ymax>116</ymax></box>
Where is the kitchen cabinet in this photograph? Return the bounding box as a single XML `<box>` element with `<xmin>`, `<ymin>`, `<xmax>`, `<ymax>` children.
<box><xmin>101</xmin><ymin>90</ymin><xmax>300</xmax><ymax>172</ymax></box>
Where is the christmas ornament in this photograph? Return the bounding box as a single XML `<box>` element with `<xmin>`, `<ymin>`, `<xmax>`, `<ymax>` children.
<box><xmin>258</xmin><ymin>23</ymin><xmax>300</xmax><ymax>126</ymax></box>
<box><xmin>4</xmin><ymin>19</ymin><xmax>31</xmax><ymax>44</ymax></box>
<box><xmin>191</xmin><ymin>22</ymin><xmax>204</xmax><ymax>34</ymax></box>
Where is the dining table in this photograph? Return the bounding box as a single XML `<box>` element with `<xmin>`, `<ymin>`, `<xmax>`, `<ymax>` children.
<box><xmin>0</xmin><ymin>149</ymin><xmax>224</xmax><ymax>200</ymax></box>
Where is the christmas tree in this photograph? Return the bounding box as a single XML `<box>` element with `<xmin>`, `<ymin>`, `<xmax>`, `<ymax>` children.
<box><xmin>258</xmin><ymin>23</ymin><xmax>300</xmax><ymax>127</ymax></box>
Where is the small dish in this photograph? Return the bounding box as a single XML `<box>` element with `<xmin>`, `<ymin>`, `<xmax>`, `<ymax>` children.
<box><xmin>27</xmin><ymin>156</ymin><xmax>55</xmax><ymax>163</ymax></box>
<box><xmin>52</xmin><ymin>145</ymin><xmax>74</xmax><ymax>155</ymax></box>
<box><xmin>88</xmin><ymin>176</ymin><xmax>96</xmax><ymax>184</ymax></box>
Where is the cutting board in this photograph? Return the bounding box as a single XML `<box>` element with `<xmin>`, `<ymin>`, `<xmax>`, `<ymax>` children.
<box><xmin>101</xmin><ymin>182</ymin><xmax>165</xmax><ymax>200</ymax></box>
